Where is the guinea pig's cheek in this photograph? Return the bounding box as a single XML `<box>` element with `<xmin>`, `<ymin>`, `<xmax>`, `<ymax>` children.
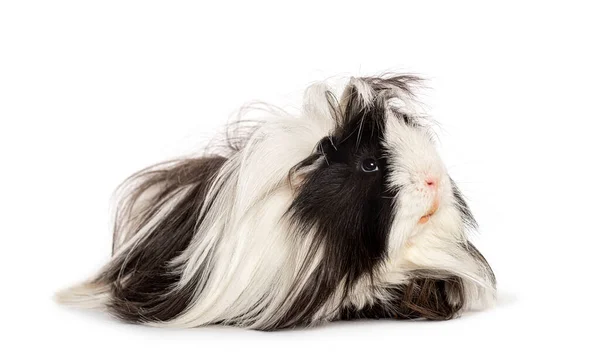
<box><xmin>401</xmin><ymin>238</ymin><xmax>418</xmax><ymax>252</ymax></box>
<box><xmin>399</xmin><ymin>240</ymin><xmax>417</xmax><ymax>261</ymax></box>
<box><xmin>388</xmin><ymin>236</ymin><xmax>426</xmax><ymax>270</ymax></box>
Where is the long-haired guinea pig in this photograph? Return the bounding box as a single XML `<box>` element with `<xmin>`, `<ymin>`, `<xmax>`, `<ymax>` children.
<box><xmin>56</xmin><ymin>74</ymin><xmax>496</xmax><ymax>330</ymax></box>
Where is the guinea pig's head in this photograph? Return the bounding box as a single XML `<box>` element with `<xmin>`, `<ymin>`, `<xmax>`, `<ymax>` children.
<box><xmin>291</xmin><ymin>76</ymin><xmax>454</xmax><ymax>264</ymax></box>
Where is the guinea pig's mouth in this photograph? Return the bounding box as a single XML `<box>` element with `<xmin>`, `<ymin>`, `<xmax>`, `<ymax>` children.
<box><xmin>418</xmin><ymin>199</ymin><xmax>439</xmax><ymax>224</ymax></box>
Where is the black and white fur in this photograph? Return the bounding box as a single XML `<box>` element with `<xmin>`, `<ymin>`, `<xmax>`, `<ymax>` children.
<box><xmin>57</xmin><ymin>75</ymin><xmax>496</xmax><ymax>330</ymax></box>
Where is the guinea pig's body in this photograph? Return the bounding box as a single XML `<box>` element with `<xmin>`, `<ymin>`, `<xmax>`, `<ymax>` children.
<box><xmin>57</xmin><ymin>75</ymin><xmax>495</xmax><ymax>330</ymax></box>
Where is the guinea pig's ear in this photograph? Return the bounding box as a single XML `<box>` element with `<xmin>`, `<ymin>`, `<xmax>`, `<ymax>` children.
<box><xmin>288</xmin><ymin>139</ymin><xmax>328</xmax><ymax>191</ymax></box>
<box><xmin>302</xmin><ymin>81</ymin><xmax>342</xmax><ymax>127</ymax></box>
<box><xmin>302</xmin><ymin>78</ymin><xmax>375</xmax><ymax>127</ymax></box>
<box><xmin>339</xmin><ymin>77</ymin><xmax>375</xmax><ymax>117</ymax></box>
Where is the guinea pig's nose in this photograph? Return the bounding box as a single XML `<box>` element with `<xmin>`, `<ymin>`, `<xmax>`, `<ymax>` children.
<box><xmin>424</xmin><ymin>177</ymin><xmax>438</xmax><ymax>190</ymax></box>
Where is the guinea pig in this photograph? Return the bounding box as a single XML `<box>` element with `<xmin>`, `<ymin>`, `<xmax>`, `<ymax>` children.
<box><xmin>56</xmin><ymin>74</ymin><xmax>496</xmax><ymax>330</ymax></box>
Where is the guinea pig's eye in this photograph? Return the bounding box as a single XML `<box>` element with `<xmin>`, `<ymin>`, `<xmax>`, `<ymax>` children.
<box><xmin>361</xmin><ymin>158</ymin><xmax>379</xmax><ymax>173</ymax></box>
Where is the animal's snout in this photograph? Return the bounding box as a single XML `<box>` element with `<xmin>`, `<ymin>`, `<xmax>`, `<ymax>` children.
<box><xmin>424</xmin><ymin>177</ymin><xmax>438</xmax><ymax>190</ymax></box>
<box><xmin>416</xmin><ymin>174</ymin><xmax>440</xmax><ymax>194</ymax></box>
<box><xmin>416</xmin><ymin>175</ymin><xmax>441</xmax><ymax>225</ymax></box>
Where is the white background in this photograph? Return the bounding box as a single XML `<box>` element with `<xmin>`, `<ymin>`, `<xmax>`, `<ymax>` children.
<box><xmin>1</xmin><ymin>1</ymin><xmax>599</xmax><ymax>361</ymax></box>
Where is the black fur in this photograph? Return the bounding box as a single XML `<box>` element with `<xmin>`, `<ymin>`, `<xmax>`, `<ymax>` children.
<box><xmin>280</xmin><ymin>83</ymin><xmax>398</xmax><ymax>328</ymax></box>
<box><xmin>96</xmin><ymin>156</ymin><xmax>226</xmax><ymax>323</ymax></box>
<box><xmin>340</xmin><ymin>275</ymin><xmax>465</xmax><ymax>321</ymax></box>
<box><xmin>451</xmin><ymin>178</ymin><xmax>478</xmax><ymax>229</ymax></box>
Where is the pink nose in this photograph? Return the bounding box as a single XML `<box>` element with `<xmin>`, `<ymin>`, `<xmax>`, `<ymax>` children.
<box><xmin>425</xmin><ymin>177</ymin><xmax>438</xmax><ymax>189</ymax></box>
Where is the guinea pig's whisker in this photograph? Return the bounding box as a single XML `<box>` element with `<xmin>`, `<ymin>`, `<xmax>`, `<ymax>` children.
<box><xmin>355</xmin><ymin>113</ymin><xmax>367</xmax><ymax>151</ymax></box>
<box><xmin>328</xmin><ymin>136</ymin><xmax>337</xmax><ymax>151</ymax></box>
<box><xmin>338</xmin><ymin>123</ymin><xmax>361</xmax><ymax>145</ymax></box>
